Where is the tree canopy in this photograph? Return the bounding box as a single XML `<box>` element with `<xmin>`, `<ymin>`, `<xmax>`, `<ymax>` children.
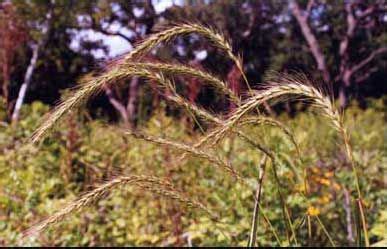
<box><xmin>0</xmin><ymin>0</ymin><xmax>386</xmax><ymax>124</ymax></box>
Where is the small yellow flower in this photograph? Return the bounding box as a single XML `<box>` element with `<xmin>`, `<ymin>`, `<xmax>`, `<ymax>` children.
<box><xmin>319</xmin><ymin>195</ymin><xmax>330</xmax><ymax>204</ymax></box>
<box><xmin>324</xmin><ymin>171</ymin><xmax>334</xmax><ymax>178</ymax></box>
<box><xmin>295</xmin><ymin>183</ymin><xmax>307</xmax><ymax>193</ymax></box>
<box><xmin>319</xmin><ymin>178</ymin><xmax>330</xmax><ymax>186</ymax></box>
<box><xmin>307</xmin><ymin>206</ymin><xmax>320</xmax><ymax>216</ymax></box>
<box><xmin>311</xmin><ymin>167</ymin><xmax>320</xmax><ymax>174</ymax></box>
<box><xmin>333</xmin><ymin>182</ymin><xmax>341</xmax><ymax>191</ymax></box>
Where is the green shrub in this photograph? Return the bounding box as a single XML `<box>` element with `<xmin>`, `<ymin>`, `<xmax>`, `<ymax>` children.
<box><xmin>0</xmin><ymin>98</ymin><xmax>385</xmax><ymax>246</ymax></box>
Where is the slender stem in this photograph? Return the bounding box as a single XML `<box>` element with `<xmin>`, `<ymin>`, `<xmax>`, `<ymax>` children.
<box><xmin>238</xmin><ymin>134</ymin><xmax>296</xmax><ymax>245</ymax></box>
<box><xmin>307</xmin><ymin>215</ymin><xmax>312</xmax><ymax>246</ymax></box>
<box><xmin>315</xmin><ymin>215</ymin><xmax>336</xmax><ymax>247</ymax></box>
<box><xmin>340</xmin><ymin>125</ymin><xmax>368</xmax><ymax>246</ymax></box>
<box><xmin>355</xmin><ymin>199</ymin><xmax>362</xmax><ymax>246</ymax></box>
<box><xmin>248</xmin><ymin>156</ymin><xmax>267</xmax><ymax>247</ymax></box>
<box><xmin>258</xmin><ymin>203</ymin><xmax>283</xmax><ymax>246</ymax></box>
<box><xmin>357</xmin><ymin>199</ymin><xmax>369</xmax><ymax>247</ymax></box>
<box><xmin>343</xmin><ymin>188</ymin><xmax>355</xmax><ymax>244</ymax></box>
<box><xmin>236</xmin><ymin>59</ymin><xmax>251</xmax><ymax>92</ymax></box>
<box><xmin>270</xmin><ymin>159</ymin><xmax>298</xmax><ymax>246</ymax></box>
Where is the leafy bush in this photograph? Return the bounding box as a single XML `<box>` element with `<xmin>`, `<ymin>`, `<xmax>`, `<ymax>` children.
<box><xmin>0</xmin><ymin>98</ymin><xmax>385</xmax><ymax>246</ymax></box>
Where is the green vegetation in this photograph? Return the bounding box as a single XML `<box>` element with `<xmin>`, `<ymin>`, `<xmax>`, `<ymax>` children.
<box><xmin>0</xmin><ymin>1</ymin><xmax>386</xmax><ymax>247</ymax></box>
<box><xmin>0</xmin><ymin>97</ymin><xmax>385</xmax><ymax>246</ymax></box>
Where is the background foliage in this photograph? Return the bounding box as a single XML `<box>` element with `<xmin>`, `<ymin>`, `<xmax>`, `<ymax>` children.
<box><xmin>0</xmin><ymin>97</ymin><xmax>386</xmax><ymax>246</ymax></box>
<box><xmin>0</xmin><ymin>0</ymin><xmax>386</xmax><ymax>246</ymax></box>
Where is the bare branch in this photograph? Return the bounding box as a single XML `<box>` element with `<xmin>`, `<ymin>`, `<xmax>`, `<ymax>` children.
<box><xmin>289</xmin><ymin>0</ymin><xmax>330</xmax><ymax>82</ymax></box>
<box><xmin>93</xmin><ymin>25</ymin><xmax>135</xmax><ymax>44</ymax></box>
<box><xmin>339</xmin><ymin>2</ymin><xmax>357</xmax><ymax>57</ymax></box>
<box><xmin>349</xmin><ymin>47</ymin><xmax>387</xmax><ymax>76</ymax></box>
<box><xmin>104</xmin><ymin>85</ymin><xmax>129</xmax><ymax>123</ymax></box>
<box><xmin>126</xmin><ymin>76</ymin><xmax>139</xmax><ymax>126</ymax></box>
<box><xmin>354</xmin><ymin>67</ymin><xmax>378</xmax><ymax>84</ymax></box>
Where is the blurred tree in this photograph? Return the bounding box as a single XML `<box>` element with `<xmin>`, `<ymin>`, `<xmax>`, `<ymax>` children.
<box><xmin>1</xmin><ymin>0</ymin><xmax>386</xmax><ymax>125</ymax></box>
<box><xmin>160</xmin><ymin>0</ymin><xmax>284</xmax><ymax>113</ymax></box>
<box><xmin>75</xmin><ymin>0</ymin><xmax>157</xmax><ymax>127</ymax></box>
<box><xmin>289</xmin><ymin>0</ymin><xmax>387</xmax><ymax>106</ymax></box>
<box><xmin>2</xmin><ymin>0</ymin><xmax>99</xmax><ymax>123</ymax></box>
<box><xmin>0</xmin><ymin>2</ymin><xmax>28</xmax><ymax>116</ymax></box>
<box><xmin>11</xmin><ymin>0</ymin><xmax>54</xmax><ymax>123</ymax></box>
<box><xmin>163</xmin><ymin>0</ymin><xmax>387</xmax><ymax>108</ymax></box>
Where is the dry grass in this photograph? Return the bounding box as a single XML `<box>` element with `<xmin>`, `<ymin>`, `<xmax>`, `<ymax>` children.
<box><xmin>124</xmin><ymin>62</ymin><xmax>240</xmax><ymax>104</ymax></box>
<box><xmin>126</xmin><ymin>130</ymin><xmax>243</xmax><ymax>182</ymax></box>
<box><xmin>25</xmin><ymin>174</ymin><xmax>214</xmax><ymax>237</ymax></box>
<box><xmin>125</xmin><ymin>23</ymin><xmax>238</xmax><ymax>65</ymax></box>
<box><xmin>27</xmin><ymin>23</ymin><xmax>367</xmax><ymax>246</ymax></box>
<box><xmin>31</xmin><ymin>23</ymin><xmax>245</xmax><ymax>144</ymax></box>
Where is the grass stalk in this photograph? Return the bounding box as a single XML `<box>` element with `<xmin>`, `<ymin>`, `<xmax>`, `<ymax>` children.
<box><xmin>25</xmin><ymin>174</ymin><xmax>213</xmax><ymax>237</ymax></box>
<box><xmin>258</xmin><ymin>203</ymin><xmax>283</xmax><ymax>246</ymax></box>
<box><xmin>125</xmin><ymin>62</ymin><xmax>240</xmax><ymax>104</ymax></box>
<box><xmin>194</xmin><ymin>73</ymin><xmax>367</xmax><ymax>244</ymax></box>
<box><xmin>307</xmin><ymin>215</ymin><xmax>312</xmax><ymax>246</ymax></box>
<box><xmin>125</xmin><ymin>23</ymin><xmax>235</xmax><ymax>63</ymax></box>
<box><xmin>126</xmin><ymin>130</ymin><xmax>243</xmax><ymax>182</ymax></box>
<box><xmin>315</xmin><ymin>215</ymin><xmax>336</xmax><ymax>247</ymax></box>
<box><xmin>248</xmin><ymin>155</ymin><xmax>267</xmax><ymax>247</ymax></box>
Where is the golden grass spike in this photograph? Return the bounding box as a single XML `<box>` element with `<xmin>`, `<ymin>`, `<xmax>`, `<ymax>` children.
<box><xmin>166</xmin><ymin>94</ymin><xmax>222</xmax><ymax>123</ymax></box>
<box><xmin>159</xmin><ymin>82</ymin><xmax>279</xmax><ymax>160</ymax></box>
<box><xmin>238</xmin><ymin>117</ymin><xmax>301</xmax><ymax>159</ymax></box>
<box><xmin>30</xmin><ymin>74</ymin><xmax>106</xmax><ymax>143</ymax></box>
<box><xmin>125</xmin><ymin>23</ymin><xmax>235</xmax><ymax>62</ymax></box>
<box><xmin>126</xmin><ymin>130</ymin><xmax>243</xmax><ymax>182</ymax></box>
<box><xmin>31</xmin><ymin>23</ymin><xmax>239</xmax><ymax>143</ymax></box>
<box><xmin>125</xmin><ymin>23</ymin><xmax>246</xmax><ymax>91</ymax></box>
<box><xmin>194</xmin><ymin>72</ymin><xmax>367</xmax><ymax>245</ymax></box>
<box><xmin>169</xmin><ymin>95</ymin><xmax>276</xmax><ymax>160</ymax></box>
<box><xmin>197</xmin><ymin>73</ymin><xmax>340</xmax><ymax>147</ymax></box>
<box><xmin>157</xmin><ymin>76</ymin><xmax>280</xmax><ymax>163</ymax></box>
<box><xmin>31</xmin><ymin>60</ymin><xmax>237</xmax><ymax>144</ymax></box>
<box><xmin>30</xmin><ymin>67</ymin><xmax>148</xmax><ymax>143</ymax></box>
<box><xmin>126</xmin><ymin>62</ymin><xmax>240</xmax><ymax>104</ymax></box>
<box><xmin>25</xmin><ymin>175</ymin><xmax>213</xmax><ymax>237</ymax></box>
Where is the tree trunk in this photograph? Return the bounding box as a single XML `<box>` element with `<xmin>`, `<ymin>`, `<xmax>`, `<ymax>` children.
<box><xmin>105</xmin><ymin>86</ymin><xmax>129</xmax><ymax>124</ymax></box>
<box><xmin>290</xmin><ymin>0</ymin><xmax>331</xmax><ymax>83</ymax></box>
<box><xmin>339</xmin><ymin>68</ymin><xmax>352</xmax><ymax>108</ymax></box>
<box><xmin>105</xmin><ymin>76</ymin><xmax>140</xmax><ymax>127</ymax></box>
<box><xmin>11</xmin><ymin>4</ymin><xmax>53</xmax><ymax>124</ymax></box>
<box><xmin>11</xmin><ymin>44</ymin><xmax>40</xmax><ymax>123</ymax></box>
<box><xmin>127</xmin><ymin>77</ymin><xmax>139</xmax><ymax>128</ymax></box>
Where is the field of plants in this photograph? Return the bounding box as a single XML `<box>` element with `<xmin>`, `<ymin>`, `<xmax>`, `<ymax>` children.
<box><xmin>1</xmin><ymin>2</ymin><xmax>386</xmax><ymax>246</ymax></box>
<box><xmin>0</xmin><ymin>96</ymin><xmax>385</xmax><ymax>246</ymax></box>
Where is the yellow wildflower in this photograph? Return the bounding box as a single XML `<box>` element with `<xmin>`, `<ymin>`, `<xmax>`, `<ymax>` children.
<box><xmin>333</xmin><ymin>182</ymin><xmax>341</xmax><ymax>191</ymax></box>
<box><xmin>319</xmin><ymin>178</ymin><xmax>330</xmax><ymax>186</ymax></box>
<box><xmin>295</xmin><ymin>183</ymin><xmax>307</xmax><ymax>193</ymax></box>
<box><xmin>319</xmin><ymin>195</ymin><xmax>330</xmax><ymax>204</ymax></box>
<box><xmin>307</xmin><ymin>206</ymin><xmax>320</xmax><ymax>216</ymax></box>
